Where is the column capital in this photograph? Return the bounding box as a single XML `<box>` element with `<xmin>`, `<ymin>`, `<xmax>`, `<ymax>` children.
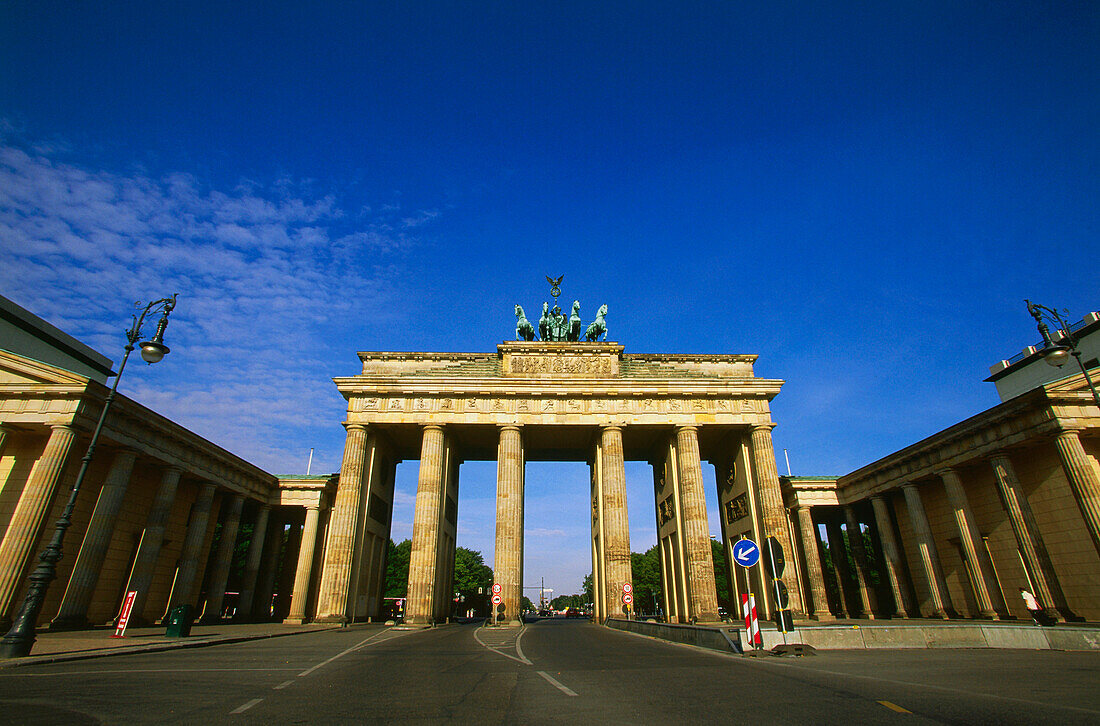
<box><xmin>675</xmin><ymin>424</ymin><xmax>699</xmax><ymax>433</ymax></box>
<box><xmin>498</xmin><ymin>424</ymin><xmax>522</xmax><ymax>432</ymax></box>
<box><xmin>600</xmin><ymin>424</ymin><xmax>623</xmax><ymax>433</ymax></box>
<box><xmin>343</xmin><ymin>422</ymin><xmax>369</xmax><ymax>433</ymax></box>
<box><xmin>48</xmin><ymin>423</ymin><xmax>77</xmax><ymax>433</ymax></box>
<box><xmin>933</xmin><ymin>466</ymin><xmax>958</xmax><ymax>478</ymax></box>
<box><xmin>749</xmin><ymin>422</ymin><xmax>776</xmax><ymax>433</ymax></box>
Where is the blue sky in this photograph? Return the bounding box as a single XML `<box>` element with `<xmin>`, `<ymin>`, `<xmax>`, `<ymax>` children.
<box><xmin>1</xmin><ymin>2</ymin><xmax>1097</xmax><ymax>599</ymax></box>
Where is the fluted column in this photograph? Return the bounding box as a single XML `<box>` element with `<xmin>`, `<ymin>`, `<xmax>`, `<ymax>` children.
<box><xmin>408</xmin><ymin>426</ymin><xmax>447</xmax><ymax>625</ymax></box>
<box><xmin>254</xmin><ymin>513</ymin><xmax>285</xmax><ymax>620</ymax></box>
<box><xmin>939</xmin><ymin>468</ymin><xmax>999</xmax><ymax>618</ymax></box>
<box><xmin>314</xmin><ymin>423</ymin><xmax>369</xmax><ymax>622</ymax></box>
<box><xmin>493</xmin><ymin>426</ymin><xmax>524</xmax><ymax>626</ymax></box>
<box><xmin>902</xmin><ymin>484</ymin><xmax>951</xmax><ymax>618</ymax></box>
<box><xmin>842</xmin><ymin>505</ymin><xmax>877</xmax><ymax>619</ymax></box>
<box><xmin>168</xmin><ymin>483</ymin><xmax>217</xmax><ymax>611</ymax></box>
<box><xmin>749</xmin><ymin>424</ymin><xmax>801</xmax><ymax>616</ymax></box>
<box><xmin>599</xmin><ymin>426</ymin><xmax>632</xmax><ymax>618</ymax></box>
<box><xmin>285</xmin><ymin>505</ymin><xmax>322</xmax><ymax>624</ymax></box>
<box><xmin>0</xmin><ymin>424</ymin><xmax>77</xmax><ymax>622</ymax></box>
<box><xmin>989</xmin><ymin>453</ymin><xmax>1070</xmax><ymax>621</ymax></box>
<box><xmin>824</xmin><ymin>517</ymin><xmax>852</xmax><ymax>617</ymax></box>
<box><xmin>201</xmin><ymin>494</ymin><xmax>245</xmax><ymax>622</ymax></box>
<box><xmin>121</xmin><ymin>466</ymin><xmax>181</xmax><ymax>626</ymax></box>
<box><xmin>235</xmin><ymin>504</ymin><xmax>271</xmax><ymax>620</ymax></box>
<box><xmin>675</xmin><ymin>427</ymin><xmax>719</xmax><ymax>622</ymax></box>
<box><xmin>1053</xmin><ymin>429</ymin><xmax>1100</xmax><ymax>557</ymax></box>
<box><xmin>794</xmin><ymin>506</ymin><xmax>833</xmax><ymax>620</ymax></box>
<box><xmin>0</xmin><ymin>424</ymin><xmax>9</xmax><ymax>457</ymax></box>
<box><xmin>870</xmin><ymin>495</ymin><xmax>911</xmax><ymax>618</ymax></box>
<box><xmin>52</xmin><ymin>448</ymin><xmax>139</xmax><ymax>627</ymax></box>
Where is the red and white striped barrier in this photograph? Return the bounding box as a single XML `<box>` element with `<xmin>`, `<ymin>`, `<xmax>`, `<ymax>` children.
<box><xmin>741</xmin><ymin>592</ymin><xmax>762</xmax><ymax>649</ymax></box>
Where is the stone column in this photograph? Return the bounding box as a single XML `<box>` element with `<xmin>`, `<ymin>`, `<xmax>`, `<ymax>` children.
<box><xmin>234</xmin><ymin>504</ymin><xmax>271</xmax><ymax>620</ymax></box>
<box><xmin>902</xmin><ymin>484</ymin><xmax>952</xmax><ymax>618</ymax></box>
<box><xmin>870</xmin><ymin>495</ymin><xmax>911</xmax><ymax>618</ymax></box>
<box><xmin>493</xmin><ymin>426</ymin><xmax>524</xmax><ymax>626</ymax></box>
<box><xmin>408</xmin><ymin>426</ymin><xmax>447</xmax><ymax>625</ymax></box>
<box><xmin>254</xmin><ymin>513</ymin><xmax>285</xmax><ymax>620</ymax></box>
<box><xmin>749</xmin><ymin>424</ymin><xmax>801</xmax><ymax>616</ymax></box>
<box><xmin>824</xmin><ymin>517</ymin><xmax>852</xmax><ymax>617</ymax></box>
<box><xmin>793</xmin><ymin>506</ymin><xmax>833</xmax><ymax>620</ymax></box>
<box><xmin>0</xmin><ymin>423</ymin><xmax>9</xmax><ymax>457</ymax></box>
<box><xmin>0</xmin><ymin>424</ymin><xmax>77</xmax><ymax>622</ymax></box>
<box><xmin>939</xmin><ymin>468</ymin><xmax>999</xmax><ymax>618</ymax></box>
<box><xmin>314</xmin><ymin>423</ymin><xmax>369</xmax><ymax>622</ymax></box>
<box><xmin>675</xmin><ymin>427</ymin><xmax>719</xmax><ymax>622</ymax></box>
<box><xmin>842</xmin><ymin>505</ymin><xmax>877</xmax><ymax>619</ymax></box>
<box><xmin>201</xmin><ymin>494</ymin><xmax>245</xmax><ymax>622</ymax></box>
<box><xmin>600</xmin><ymin>426</ymin><xmax>632</xmax><ymax>618</ymax></box>
<box><xmin>53</xmin><ymin>448</ymin><xmax>139</xmax><ymax>628</ymax></box>
<box><xmin>989</xmin><ymin>453</ymin><xmax>1071</xmax><ymax>621</ymax></box>
<box><xmin>1053</xmin><ymin>429</ymin><xmax>1100</xmax><ymax>557</ymax></box>
<box><xmin>121</xmin><ymin>466</ymin><xmax>181</xmax><ymax>626</ymax></box>
<box><xmin>285</xmin><ymin>505</ymin><xmax>322</xmax><ymax>624</ymax></box>
<box><xmin>168</xmin><ymin>483</ymin><xmax>217</xmax><ymax>611</ymax></box>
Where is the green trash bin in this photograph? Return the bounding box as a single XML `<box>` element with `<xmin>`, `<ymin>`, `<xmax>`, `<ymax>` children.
<box><xmin>165</xmin><ymin>604</ymin><xmax>194</xmax><ymax>638</ymax></box>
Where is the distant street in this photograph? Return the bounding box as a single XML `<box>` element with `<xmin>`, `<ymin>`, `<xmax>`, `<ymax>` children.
<box><xmin>1</xmin><ymin>619</ymin><xmax>1098</xmax><ymax>724</ymax></box>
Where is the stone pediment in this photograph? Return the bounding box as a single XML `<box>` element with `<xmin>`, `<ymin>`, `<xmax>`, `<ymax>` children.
<box><xmin>0</xmin><ymin>349</ymin><xmax>90</xmax><ymax>387</ymax></box>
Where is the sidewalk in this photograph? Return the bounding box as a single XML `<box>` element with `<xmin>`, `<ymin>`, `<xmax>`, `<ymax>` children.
<box><xmin>0</xmin><ymin>621</ymin><xmax>344</xmax><ymax>669</ymax></box>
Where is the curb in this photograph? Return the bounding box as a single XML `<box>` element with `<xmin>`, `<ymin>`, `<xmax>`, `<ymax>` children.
<box><xmin>0</xmin><ymin>625</ymin><xmax>345</xmax><ymax>669</ymax></box>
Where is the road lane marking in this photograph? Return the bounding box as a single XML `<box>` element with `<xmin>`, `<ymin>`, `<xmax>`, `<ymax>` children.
<box><xmin>878</xmin><ymin>701</ymin><xmax>912</xmax><ymax>713</ymax></box>
<box><xmin>515</xmin><ymin>626</ymin><xmax>529</xmax><ymax>664</ymax></box>
<box><xmin>1</xmin><ymin>668</ymin><xmax>299</xmax><ymax>677</ymax></box>
<box><xmin>537</xmin><ymin>670</ymin><xmax>577</xmax><ymax>697</ymax></box>
<box><xmin>473</xmin><ymin>624</ymin><xmax>532</xmax><ymax>665</ymax></box>
<box><xmin>230</xmin><ymin>698</ymin><xmax>263</xmax><ymax>714</ymax></box>
<box><xmin>297</xmin><ymin>628</ymin><xmax>414</xmax><ymax>677</ymax></box>
<box><xmin>274</xmin><ymin>680</ymin><xmax>294</xmax><ymax>690</ymax></box>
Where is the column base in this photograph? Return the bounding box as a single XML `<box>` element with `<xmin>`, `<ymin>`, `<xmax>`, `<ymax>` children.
<box><xmin>47</xmin><ymin>617</ymin><xmax>90</xmax><ymax>631</ymax></box>
<box><xmin>312</xmin><ymin>614</ymin><xmax>349</xmax><ymax>624</ymax></box>
<box><xmin>809</xmin><ymin>611</ymin><xmax>835</xmax><ymax>621</ymax></box>
<box><xmin>282</xmin><ymin>617</ymin><xmax>308</xmax><ymax>625</ymax></box>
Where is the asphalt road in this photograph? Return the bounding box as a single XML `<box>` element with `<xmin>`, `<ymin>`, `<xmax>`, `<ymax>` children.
<box><xmin>0</xmin><ymin>619</ymin><xmax>1098</xmax><ymax>725</ymax></box>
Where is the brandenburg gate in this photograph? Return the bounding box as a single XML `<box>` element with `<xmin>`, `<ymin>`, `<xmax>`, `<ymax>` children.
<box><xmin>313</xmin><ymin>292</ymin><xmax>795</xmax><ymax>626</ymax></box>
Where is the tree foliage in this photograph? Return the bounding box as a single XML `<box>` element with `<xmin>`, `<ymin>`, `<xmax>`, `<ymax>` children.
<box><xmin>630</xmin><ymin>545</ymin><xmax>662</xmax><ymax>614</ymax></box>
<box><xmin>453</xmin><ymin>546</ymin><xmax>493</xmax><ymax>596</ymax></box>
<box><xmin>383</xmin><ymin>539</ymin><xmax>412</xmax><ymax>599</ymax></box>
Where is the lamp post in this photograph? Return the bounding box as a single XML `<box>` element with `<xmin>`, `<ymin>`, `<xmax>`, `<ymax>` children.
<box><xmin>0</xmin><ymin>295</ymin><xmax>177</xmax><ymax>658</ymax></box>
<box><xmin>1025</xmin><ymin>299</ymin><xmax>1100</xmax><ymax>408</ymax></box>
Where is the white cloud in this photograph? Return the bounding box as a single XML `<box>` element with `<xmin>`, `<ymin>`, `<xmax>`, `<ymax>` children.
<box><xmin>0</xmin><ymin>137</ymin><xmax>437</xmax><ymax>474</ymax></box>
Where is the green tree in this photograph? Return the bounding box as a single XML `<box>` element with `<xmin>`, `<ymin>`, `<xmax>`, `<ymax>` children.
<box><xmin>711</xmin><ymin>537</ymin><xmax>731</xmax><ymax>611</ymax></box>
<box><xmin>452</xmin><ymin>547</ymin><xmax>493</xmax><ymax>596</ymax></box>
<box><xmin>631</xmin><ymin>545</ymin><xmax>662</xmax><ymax>615</ymax></box>
<box><xmin>383</xmin><ymin>539</ymin><xmax>412</xmax><ymax>598</ymax></box>
<box><xmin>582</xmin><ymin>573</ymin><xmax>593</xmax><ymax>603</ymax></box>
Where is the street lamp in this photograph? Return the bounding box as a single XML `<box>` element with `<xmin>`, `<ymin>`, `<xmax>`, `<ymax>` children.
<box><xmin>1025</xmin><ymin>299</ymin><xmax>1100</xmax><ymax>408</ymax></box>
<box><xmin>0</xmin><ymin>295</ymin><xmax>177</xmax><ymax>658</ymax></box>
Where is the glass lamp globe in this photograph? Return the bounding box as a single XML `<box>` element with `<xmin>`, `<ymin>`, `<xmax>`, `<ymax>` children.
<box><xmin>1042</xmin><ymin>345</ymin><xmax>1071</xmax><ymax>368</ymax></box>
<box><xmin>139</xmin><ymin>341</ymin><xmax>169</xmax><ymax>364</ymax></box>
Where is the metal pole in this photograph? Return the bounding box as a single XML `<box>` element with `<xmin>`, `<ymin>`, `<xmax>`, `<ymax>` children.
<box><xmin>306</xmin><ymin>447</ymin><xmax>314</xmax><ymax>476</ymax></box>
<box><xmin>767</xmin><ymin>542</ymin><xmax>788</xmax><ymax>645</ymax></box>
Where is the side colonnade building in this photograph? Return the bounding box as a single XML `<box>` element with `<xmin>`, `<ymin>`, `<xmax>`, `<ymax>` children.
<box><xmin>0</xmin><ymin>295</ymin><xmax>334</xmax><ymax>631</ymax></box>
<box><xmin>780</xmin><ymin>373</ymin><xmax>1100</xmax><ymax>624</ymax></box>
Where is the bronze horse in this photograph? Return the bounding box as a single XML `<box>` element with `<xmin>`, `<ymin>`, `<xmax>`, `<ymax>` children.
<box><xmin>585</xmin><ymin>304</ymin><xmax>608</xmax><ymax>342</ymax></box>
<box><xmin>515</xmin><ymin>305</ymin><xmax>536</xmax><ymax>341</ymax></box>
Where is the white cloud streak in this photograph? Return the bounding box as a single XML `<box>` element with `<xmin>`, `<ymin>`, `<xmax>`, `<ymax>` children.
<box><xmin>0</xmin><ymin>139</ymin><xmax>435</xmax><ymax>474</ymax></box>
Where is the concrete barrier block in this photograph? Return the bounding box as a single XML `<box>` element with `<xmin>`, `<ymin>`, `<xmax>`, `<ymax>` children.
<box><xmin>923</xmin><ymin>626</ymin><xmax>988</xmax><ymax>648</ymax></box>
<box><xmin>799</xmin><ymin>627</ymin><xmax>866</xmax><ymax>649</ymax></box>
<box><xmin>1044</xmin><ymin>628</ymin><xmax>1100</xmax><ymax>651</ymax></box>
<box><xmin>980</xmin><ymin>626</ymin><xmax>1049</xmax><ymax>650</ymax></box>
<box><xmin>861</xmin><ymin>626</ymin><xmax>928</xmax><ymax>649</ymax></box>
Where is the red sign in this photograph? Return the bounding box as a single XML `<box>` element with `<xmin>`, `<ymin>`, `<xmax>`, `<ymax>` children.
<box><xmin>622</xmin><ymin>593</ymin><xmax>633</xmax><ymax>604</ymax></box>
<box><xmin>112</xmin><ymin>590</ymin><xmax>138</xmax><ymax>638</ymax></box>
<box><xmin>491</xmin><ymin>583</ymin><xmax>502</xmax><ymax>594</ymax></box>
<box><xmin>622</xmin><ymin>582</ymin><xmax>633</xmax><ymax>594</ymax></box>
<box><xmin>492</xmin><ymin>594</ymin><xmax>502</xmax><ymax>605</ymax></box>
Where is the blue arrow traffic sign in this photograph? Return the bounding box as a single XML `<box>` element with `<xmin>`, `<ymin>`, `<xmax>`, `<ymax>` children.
<box><xmin>732</xmin><ymin>538</ymin><xmax>760</xmax><ymax>568</ymax></box>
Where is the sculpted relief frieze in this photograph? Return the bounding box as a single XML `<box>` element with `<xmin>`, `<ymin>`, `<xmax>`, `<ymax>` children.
<box><xmin>504</xmin><ymin>352</ymin><xmax>618</xmax><ymax>378</ymax></box>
